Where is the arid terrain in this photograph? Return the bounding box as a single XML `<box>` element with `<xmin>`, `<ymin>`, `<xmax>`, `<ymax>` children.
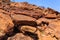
<box><xmin>0</xmin><ymin>0</ymin><xmax>60</xmax><ymax>40</ymax></box>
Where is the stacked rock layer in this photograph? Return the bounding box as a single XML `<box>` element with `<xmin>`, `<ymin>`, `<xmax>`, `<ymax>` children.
<box><xmin>0</xmin><ymin>0</ymin><xmax>60</xmax><ymax>40</ymax></box>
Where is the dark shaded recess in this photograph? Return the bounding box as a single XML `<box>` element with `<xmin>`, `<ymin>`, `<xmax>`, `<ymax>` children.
<box><xmin>7</xmin><ymin>24</ymin><xmax>21</xmax><ymax>36</ymax></box>
<box><xmin>0</xmin><ymin>35</ymin><xmax>8</xmax><ymax>40</ymax></box>
<box><xmin>13</xmin><ymin>24</ymin><xmax>21</xmax><ymax>33</ymax></box>
<box><xmin>1</xmin><ymin>25</ymin><xmax>20</xmax><ymax>40</ymax></box>
<box><xmin>38</xmin><ymin>21</ymin><xmax>49</xmax><ymax>26</ymax></box>
<box><xmin>45</xmin><ymin>17</ymin><xmax>56</xmax><ymax>19</ymax></box>
<box><xmin>53</xmin><ymin>35</ymin><xmax>58</xmax><ymax>40</ymax></box>
<box><xmin>24</xmin><ymin>31</ymin><xmax>38</xmax><ymax>40</ymax></box>
<box><xmin>13</xmin><ymin>21</ymin><xmax>37</xmax><ymax>27</ymax></box>
<box><xmin>1</xmin><ymin>28</ymin><xmax>19</xmax><ymax>40</ymax></box>
<box><xmin>13</xmin><ymin>21</ymin><xmax>37</xmax><ymax>33</ymax></box>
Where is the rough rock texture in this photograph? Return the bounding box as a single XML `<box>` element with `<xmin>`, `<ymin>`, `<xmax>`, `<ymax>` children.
<box><xmin>0</xmin><ymin>0</ymin><xmax>60</xmax><ymax>40</ymax></box>
<box><xmin>0</xmin><ymin>13</ymin><xmax>14</xmax><ymax>38</ymax></box>
<box><xmin>7</xmin><ymin>33</ymin><xmax>33</xmax><ymax>40</ymax></box>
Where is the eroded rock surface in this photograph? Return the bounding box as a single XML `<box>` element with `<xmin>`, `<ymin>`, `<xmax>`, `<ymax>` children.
<box><xmin>0</xmin><ymin>0</ymin><xmax>60</xmax><ymax>40</ymax></box>
<box><xmin>7</xmin><ymin>33</ymin><xmax>33</xmax><ymax>40</ymax></box>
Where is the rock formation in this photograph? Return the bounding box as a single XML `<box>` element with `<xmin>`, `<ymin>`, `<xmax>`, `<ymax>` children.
<box><xmin>0</xmin><ymin>0</ymin><xmax>60</xmax><ymax>40</ymax></box>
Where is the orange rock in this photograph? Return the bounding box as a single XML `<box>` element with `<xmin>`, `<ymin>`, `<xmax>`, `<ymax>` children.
<box><xmin>45</xmin><ymin>14</ymin><xmax>57</xmax><ymax>19</ymax></box>
<box><xmin>0</xmin><ymin>13</ymin><xmax>14</xmax><ymax>37</ymax></box>
<box><xmin>7</xmin><ymin>33</ymin><xmax>33</xmax><ymax>40</ymax></box>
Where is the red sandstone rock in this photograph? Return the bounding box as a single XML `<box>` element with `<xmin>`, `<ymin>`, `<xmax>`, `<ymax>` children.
<box><xmin>7</xmin><ymin>33</ymin><xmax>33</xmax><ymax>40</ymax></box>
<box><xmin>0</xmin><ymin>13</ymin><xmax>14</xmax><ymax>37</ymax></box>
<box><xmin>0</xmin><ymin>0</ymin><xmax>60</xmax><ymax>40</ymax></box>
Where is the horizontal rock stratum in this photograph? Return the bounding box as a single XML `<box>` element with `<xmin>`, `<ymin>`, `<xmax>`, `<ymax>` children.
<box><xmin>0</xmin><ymin>0</ymin><xmax>60</xmax><ymax>40</ymax></box>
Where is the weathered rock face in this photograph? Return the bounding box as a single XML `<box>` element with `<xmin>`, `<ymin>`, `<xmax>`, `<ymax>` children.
<box><xmin>0</xmin><ymin>13</ymin><xmax>14</xmax><ymax>38</ymax></box>
<box><xmin>0</xmin><ymin>0</ymin><xmax>10</xmax><ymax>2</ymax></box>
<box><xmin>0</xmin><ymin>0</ymin><xmax>60</xmax><ymax>40</ymax></box>
<box><xmin>7</xmin><ymin>33</ymin><xmax>33</xmax><ymax>40</ymax></box>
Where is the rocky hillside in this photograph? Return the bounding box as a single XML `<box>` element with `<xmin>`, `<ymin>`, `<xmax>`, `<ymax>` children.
<box><xmin>0</xmin><ymin>0</ymin><xmax>60</xmax><ymax>40</ymax></box>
